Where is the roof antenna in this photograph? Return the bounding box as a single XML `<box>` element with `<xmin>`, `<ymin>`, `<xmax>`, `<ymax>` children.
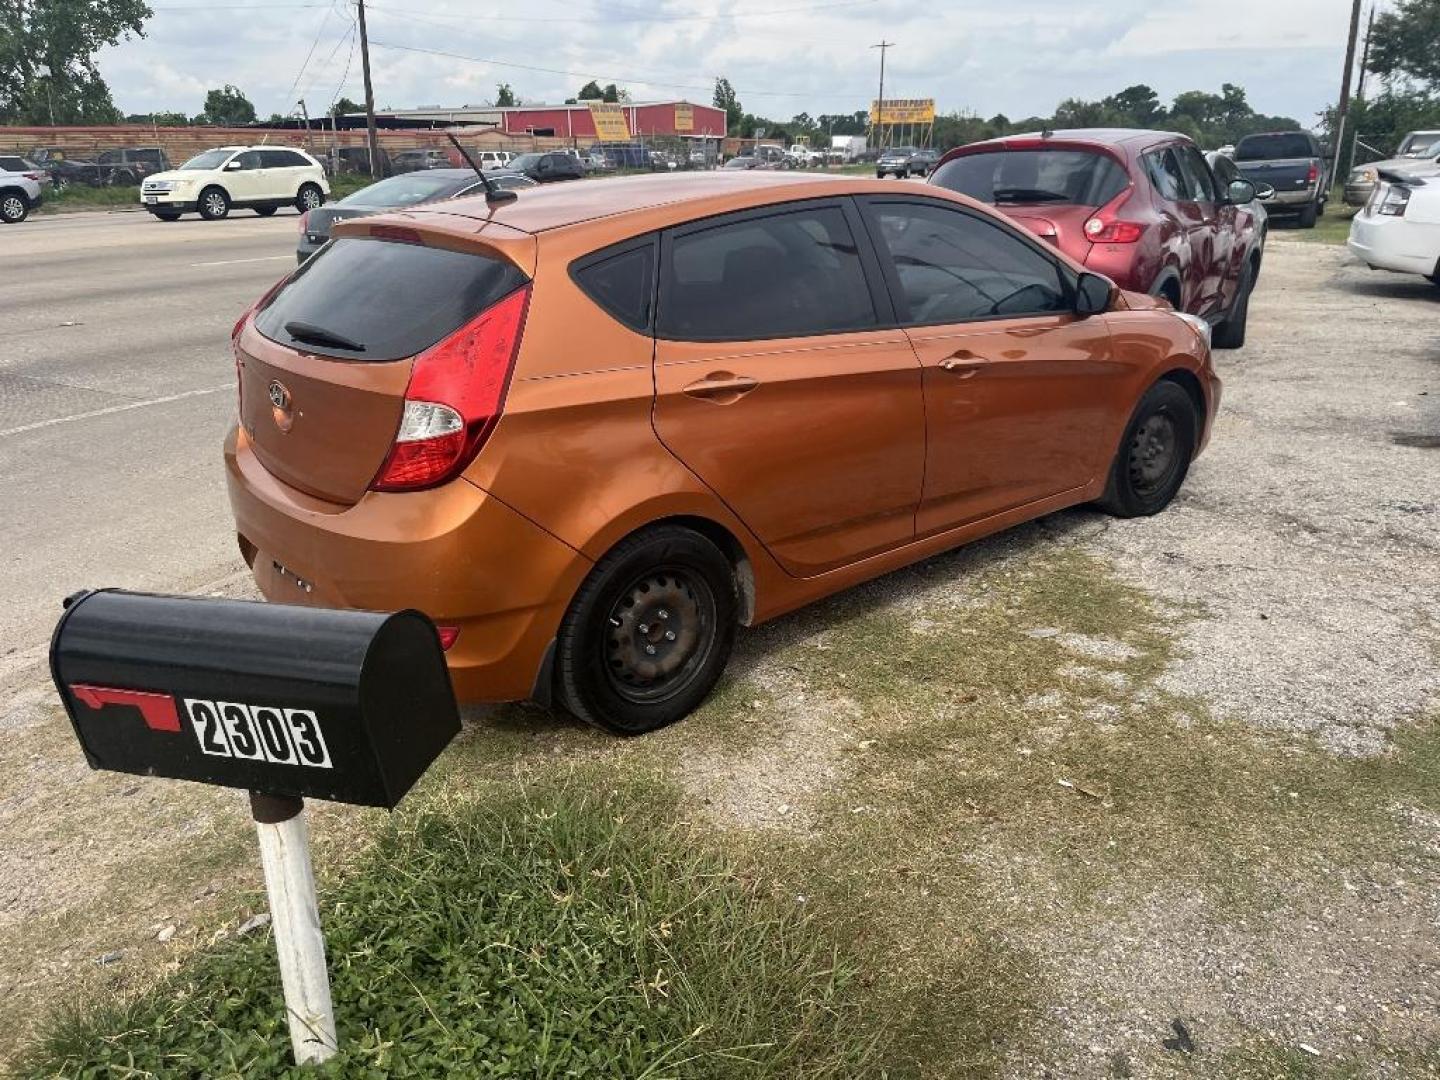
<box><xmin>446</xmin><ymin>131</ymin><xmax>516</xmax><ymax>204</ymax></box>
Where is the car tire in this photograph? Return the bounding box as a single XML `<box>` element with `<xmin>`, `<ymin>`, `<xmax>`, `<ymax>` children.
<box><xmin>254</xmin><ymin>205</ymin><xmax>278</xmax><ymax>217</ymax></box>
<box><xmin>1</xmin><ymin>191</ymin><xmax>29</xmax><ymax>224</ymax></box>
<box><xmin>899</xmin><ymin>167</ymin><xmax>910</xmax><ymax>179</ymax></box>
<box><xmin>554</xmin><ymin>525</ymin><xmax>738</xmax><ymax>736</ymax></box>
<box><xmin>1095</xmin><ymin>381</ymin><xmax>1197</xmax><ymax>518</ymax></box>
<box><xmin>1212</xmin><ymin>260</ymin><xmax>1254</xmax><ymax>350</ymax></box>
<box><xmin>152</xmin><ymin>210</ymin><xmax>181</xmax><ymax>222</ymax></box>
<box><xmin>198</xmin><ymin>186</ymin><xmax>230</xmax><ymax>220</ymax></box>
<box><xmin>296</xmin><ymin>183</ymin><xmax>324</xmax><ymax>213</ymax></box>
<box><xmin>1297</xmin><ymin>202</ymin><xmax>1318</xmax><ymax>229</ymax></box>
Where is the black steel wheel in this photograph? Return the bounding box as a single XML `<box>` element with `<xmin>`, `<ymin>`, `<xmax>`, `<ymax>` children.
<box><xmin>555</xmin><ymin>526</ymin><xmax>737</xmax><ymax>735</ymax></box>
<box><xmin>1096</xmin><ymin>381</ymin><xmax>1198</xmax><ymax>518</ymax></box>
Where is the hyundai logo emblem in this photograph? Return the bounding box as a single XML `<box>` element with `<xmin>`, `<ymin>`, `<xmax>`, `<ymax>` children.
<box><xmin>268</xmin><ymin>380</ymin><xmax>291</xmax><ymax>410</ymax></box>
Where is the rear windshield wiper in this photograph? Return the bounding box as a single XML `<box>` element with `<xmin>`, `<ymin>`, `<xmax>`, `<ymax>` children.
<box><xmin>284</xmin><ymin>320</ymin><xmax>366</xmax><ymax>352</ymax></box>
<box><xmin>991</xmin><ymin>188</ymin><xmax>1071</xmax><ymax>203</ymax></box>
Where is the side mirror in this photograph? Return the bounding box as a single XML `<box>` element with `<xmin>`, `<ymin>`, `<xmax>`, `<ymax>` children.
<box><xmin>1226</xmin><ymin>178</ymin><xmax>1257</xmax><ymax>204</ymax></box>
<box><xmin>225</xmin><ymin>159</ymin><xmax>243</xmax><ymax>171</ymax></box>
<box><xmin>1074</xmin><ymin>272</ymin><xmax>1113</xmax><ymax>317</ymax></box>
<box><xmin>1254</xmin><ymin>181</ymin><xmax>1276</xmax><ymax>200</ymax></box>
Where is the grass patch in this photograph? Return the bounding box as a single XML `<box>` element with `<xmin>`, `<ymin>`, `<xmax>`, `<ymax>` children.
<box><xmin>34</xmin><ymin>185</ymin><xmax>141</xmax><ymax>214</ymax></box>
<box><xmin>15</xmin><ymin>771</ymin><xmax>882</xmax><ymax>1079</ymax></box>
<box><xmin>1280</xmin><ymin>200</ymin><xmax>1359</xmax><ymax>246</ymax></box>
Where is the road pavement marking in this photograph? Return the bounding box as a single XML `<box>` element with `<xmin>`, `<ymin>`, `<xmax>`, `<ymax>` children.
<box><xmin>190</xmin><ymin>255</ymin><xmax>295</xmax><ymax>268</ymax></box>
<box><xmin>0</xmin><ymin>384</ymin><xmax>233</xmax><ymax>437</ymax></box>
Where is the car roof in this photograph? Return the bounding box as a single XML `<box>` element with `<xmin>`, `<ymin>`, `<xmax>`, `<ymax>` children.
<box><xmin>425</xmin><ymin>171</ymin><xmax>853</xmax><ymax>233</ymax></box>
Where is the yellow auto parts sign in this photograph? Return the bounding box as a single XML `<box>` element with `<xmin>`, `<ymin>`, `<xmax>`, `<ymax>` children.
<box><xmin>870</xmin><ymin>99</ymin><xmax>936</xmax><ymax>125</ymax></box>
<box><xmin>675</xmin><ymin>103</ymin><xmax>694</xmax><ymax>132</ymax></box>
<box><xmin>588</xmin><ymin>102</ymin><xmax>631</xmax><ymax>141</ymax></box>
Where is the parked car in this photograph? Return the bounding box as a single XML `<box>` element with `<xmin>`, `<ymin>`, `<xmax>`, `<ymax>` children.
<box><xmin>327</xmin><ymin>146</ymin><xmax>391</xmax><ymax>178</ymax></box>
<box><xmin>391</xmin><ymin>148</ymin><xmax>452</xmax><ymax>173</ymax></box>
<box><xmin>591</xmin><ymin>144</ymin><xmax>654</xmax><ymax>170</ymax></box>
<box><xmin>1348</xmin><ymin>171</ymin><xmax>1440</xmax><ymax>287</ymax></box>
<box><xmin>1208</xmin><ymin>150</ymin><xmax>1273</xmax><ymax>253</ymax></box>
<box><xmin>226</xmin><ymin>172</ymin><xmax>1219</xmax><ymax>734</ymax></box>
<box><xmin>787</xmin><ymin>144</ymin><xmax>825</xmax><ymax>167</ymax></box>
<box><xmin>140</xmin><ymin>146</ymin><xmax>329</xmax><ymax>221</ymax></box>
<box><xmin>507</xmin><ymin>151</ymin><xmax>585</xmax><ymax>183</ymax></box>
<box><xmin>475</xmin><ymin>150</ymin><xmax>514</xmax><ymax>171</ymax></box>
<box><xmin>932</xmin><ymin>129</ymin><xmax>1265</xmax><ymax>347</ymax></box>
<box><xmin>25</xmin><ymin>146</ymin><xmax>168</xmax><ymax>187</ymax></box>
<box><xmin>296</xmin><ymin>169</ymin><xmax>535</xmax><ymax>262</ymax></box>
<box><xmin>722</xmin><ymin>154</ymin><xmax>759</xmax><ymax>170</ymax></box>
<box><xmin>1232</xmin><ymin>131</ymin><xmax>1328</xmax><ymax>228</ymax></box>
<box><xmin>876</xmin><ymin>146</ymin><xmax>938</xmax><ymax>178</ymax></box>
<box><xmin>0</xmin><ymin>164</ymin><xmax>45</xmax><ymax>223</ymax></box>
<box><xmin>1344</xmin><ymin>131</ymin><xmax>1440</xmax><ymax>207</ymax></box>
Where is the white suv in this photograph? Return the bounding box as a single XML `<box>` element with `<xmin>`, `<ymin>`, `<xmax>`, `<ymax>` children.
<box><xmin>140</xmin><ymin>146</ymin><xmax>329</xmax><ymax>221</ymax></box>
<box><xmin>0</xmin><ymin>163</ymin><xmax>45</xmax><ymax>224</ymax></box>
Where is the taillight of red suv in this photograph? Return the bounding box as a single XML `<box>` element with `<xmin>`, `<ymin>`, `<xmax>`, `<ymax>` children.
<box><xmin>1084</xmin><ymin>188</ymin><xmax>1144</xmax><ymax>244</ymax></box>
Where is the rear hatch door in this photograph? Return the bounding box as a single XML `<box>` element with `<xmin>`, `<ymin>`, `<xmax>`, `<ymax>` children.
<box><xmin>995</xmin><ymin>204</ymin><xmax>1097</xmax><ymax>262</ymax></box>
<box><xmin>1235</xmin><ymin>157</ymin><xmax>1315</xmax><ymax>195</ymax></box>
<box><xmin>239</xmin><ymin>225</ymin><xmax>531</xmax><ymax>505</ymax></box>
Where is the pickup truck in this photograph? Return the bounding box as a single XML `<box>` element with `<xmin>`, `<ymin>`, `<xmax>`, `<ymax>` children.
<box><xmin>29</xmin><ymin>146</ymin><xmax>170</xmax><ymax>188</ymax></box>
<box><xmin>1233</xmin><ymin>131</ymin><xmax>1328</xmax><ymax>228</ymax></box>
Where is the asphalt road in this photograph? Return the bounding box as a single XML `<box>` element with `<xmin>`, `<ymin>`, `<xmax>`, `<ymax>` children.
<box><xmin>0</xmin><ymin>208</ymin><xmax>304</xmax><ymax>671</ymax></box>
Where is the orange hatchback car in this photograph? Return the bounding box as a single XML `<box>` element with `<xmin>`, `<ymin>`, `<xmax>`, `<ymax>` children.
<box><xmin>226</xmin><ymin>172</ymin><xmax>1219</xmax><ymax>734</ymax></box>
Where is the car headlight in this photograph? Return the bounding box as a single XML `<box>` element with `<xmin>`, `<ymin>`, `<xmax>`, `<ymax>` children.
<box><xmin>1173</xmin><ymin>311</ymin><xmax>1211</xmax><ymax>349</ymax></box>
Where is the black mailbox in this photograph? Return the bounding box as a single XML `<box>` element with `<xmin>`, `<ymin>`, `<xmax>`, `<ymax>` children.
<box><xmin>50</xmin><ymin>590</ymin><xmax>461</xmax><ymax>809</ymax></box>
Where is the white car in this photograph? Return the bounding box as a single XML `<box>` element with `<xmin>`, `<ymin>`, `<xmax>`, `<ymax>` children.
<box><xmin>0</xmin><ymin>163</ymin><xmax>45</xmax><ymax>224</ymax></box>
<box><xmin>474</xmin><ymin>150</ymin><xmax>513</xmax><ymax>170</ymax></box>
<box><xmin>1348</xmin><ymin>172</ymin><xmax>1440</xmax><ymax>286</ymax></box>
<box><xmin>140</xmin><ymin>146</ymin><xmax>329</xmax><ymax>221</ymax></box>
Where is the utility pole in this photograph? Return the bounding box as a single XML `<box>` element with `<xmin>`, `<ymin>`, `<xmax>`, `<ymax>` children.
<box><xmin>1356</xmin><ymin>3</ymin><xmax>1376</xmax><ymax>104</ymax></box>
<box><xmin>1332</xmin><ymin>0</ymin><xmax>1363</xmax><ymax>189</ymax></box>
<box><xmin>870</xmin><ymin>41</ymin><xmax>893</xmax><ymax>153</ymax></box>
<box><xmin>356</xmin><ymin>0</ymin><xmax>382</xmax><ymax>177</ymax></box>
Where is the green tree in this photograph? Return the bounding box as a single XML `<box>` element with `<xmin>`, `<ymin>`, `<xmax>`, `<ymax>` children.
<box><xmin>199</xmin><ymin>84</ymin><xmax>256</xmax><ymax>125</ymax></box>
<box><xmin>495</xmin><ymin>83</ymin><xmax>516</xmax><ymax>106</ymax></box>
<box><xmin>1103</xmin><ymin>84</ymin><xmax>1165</xmax><ymax>126</ymax></box>
<box><xmin>330</xmin><ymin>96</ymin><xmax>363</xmax><ymax>118</ymax></box>
<box><xmin>0</xmin><ymin>0</ymin><xmax>150</xmax><ymax>124</ymax></box>
<box><xmin>713</xmin><ymin>76</ymin><xmax>742</xmax><ymax>133</ymax></box>
<box><xmin>600</xmin><ymin>83</ymin><xmax>625</xmax><ymax>103</ymax></box>
<box><xmin>125</xmin><ymin>111</ymin><xmax>188</xmax><ymax>125</ymax></box>
<box><xmin>1370</xmin><ymin>0</ymin><xmax>1440</xmax><ymax>89</ymax></box>
<box><xmin>576</xmin><ymin>80</ymin><xmax>604</xmax><ymax>100</ymax></box>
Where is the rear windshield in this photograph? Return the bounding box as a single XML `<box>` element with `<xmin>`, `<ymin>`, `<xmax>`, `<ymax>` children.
<box><xmin>254</xmin><ymin>237</ymin><xmax>528</xmax><ymax>362</ymax></box>
<box><xmin>339</xmin><ymin>172</ymin><xmax>471</xmax><ymax>208</ymax></box>
<box><xmin>931</xmin><ymin>149</ymin><xmax>1128</xmax><ymax>207</ymax></box>
<box><xmin>1235</xmin><ymin>133</ymin><xmax>1314</xmax><ymax>161</ymax></box>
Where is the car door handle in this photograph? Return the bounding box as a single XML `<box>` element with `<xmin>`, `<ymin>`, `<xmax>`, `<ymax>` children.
<box><xmin>938</xmin><ymin>353</ymin><xmax>985</xmax><ymax>377</ymax></box>
<box><xmin>682</xmin><ymin>373</ymin><xmax>759</xmax><ymax>402</ymax></box>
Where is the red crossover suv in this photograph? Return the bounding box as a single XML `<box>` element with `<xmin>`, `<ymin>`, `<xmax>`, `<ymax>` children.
<box><xmin>931</xmin><ymin>129</ymin><xmax>1265</xmax><ymax>348</ymax></box>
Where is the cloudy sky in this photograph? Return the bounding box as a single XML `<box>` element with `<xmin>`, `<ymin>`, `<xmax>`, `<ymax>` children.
<box><xmin>98</xmin><ymin>0</ymin><xmax>1369</xmax><ymax>127</ymax></box>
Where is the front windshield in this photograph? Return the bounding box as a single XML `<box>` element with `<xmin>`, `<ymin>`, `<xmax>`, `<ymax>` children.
<box><xmin>340</xmin><ymin>172</ymin><xmax>467</xmax><ymax>208</ymax></box>
<box><xmin>511</xmin><ymin>153</ymin><xmax>542</xmax><ymax>169</ymax></box>
<box><xmin>883</xmin><ymin>147</ymin><xmax>917</xmax><ymax>156</ymax></box>
<box><xmin>180</xmin><ymin>149</ymin><xmax>234</xmax><ymax>170</ymax></box>
<box><xmin>1399</xmin><ymin>133</ymin><xmax>1440</xmax><ymax>157</ymax></box>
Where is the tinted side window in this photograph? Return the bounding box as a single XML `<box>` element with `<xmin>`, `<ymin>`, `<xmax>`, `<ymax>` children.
<box><xmin>235</xmin><ymin>151</ymin><xmax>263</xmax><ymax>170</ymax></box>
<box><xmin>866</xmin><ymin>201</ymin><xmax>1069</xmax><ymax>323</ymax></box>
<box><xmin>1177</xmin><ymin>146</ymin><xmax>1218</xmax><ymax>202</ymax></box>
<box><xmin>658</xmin><ymin>205</ymin><xmax>877</xmax><ymax>340</ymax></box>
<box><xmin>573</xmin><ymin>243</ymin><xmax>654</xmax><ymax>332</ymax></box>
<box><xmin>1144</xmin><ymin>149</ymin><xmax>1186</xmax><ymax>202</ymax></box>
<box><xmin>255</xmin><ymin>238</ymin><xmax>529</xmax><ymax>362</ymax></box>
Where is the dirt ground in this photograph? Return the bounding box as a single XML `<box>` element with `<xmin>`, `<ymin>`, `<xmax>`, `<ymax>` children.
<box><xmin>1</xmin><ymin>234</ymin><xmax>1437</xmax><ymax>1076</ymax></box>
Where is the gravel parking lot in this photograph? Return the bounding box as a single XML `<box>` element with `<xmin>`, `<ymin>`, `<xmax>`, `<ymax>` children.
<box><xmin>1</xmin><ymin>215</ymin><xmax>1437</xmax><ymax>1074</ymax></box>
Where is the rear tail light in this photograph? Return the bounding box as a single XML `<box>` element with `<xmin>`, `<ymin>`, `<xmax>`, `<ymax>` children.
<box><xmin>1083</xmin><ymin>188</ymin><xmax>1143</xmax><ymax>244</ymax></box>
<box><xmin>1376</xmin><ymin>184</ymin><xmax>1411</xmax><ymax>217</ymax></box>
<box><xmin>298</xmin><ymin>210</ymin><xmax>310</xmax><ymax>233</ymax></box>
<box><xmin>436</xmin><ymin>625</ymin><xmax>460</xmax><ymax>650</ymax></box>
<box><xmin>371</xmin><ymin>285</ymin><xmax>530</xmax><ymax>492</ymax></box>
<box><xmin>1306</xmin><ymin>162</ymin><xmax>1319</xmax><ymax>185</ymax></box>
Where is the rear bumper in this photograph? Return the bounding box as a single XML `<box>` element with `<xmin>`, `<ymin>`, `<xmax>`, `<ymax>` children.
<box><xmin>224</xmin><ymin>425</ymin><xmax>592</xmax><ymax>703</ymax></box>
<box><xmin>1260</xmin><ymin>188</ymin><xmax>1319</xmax><ymax>210</ymax></box>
